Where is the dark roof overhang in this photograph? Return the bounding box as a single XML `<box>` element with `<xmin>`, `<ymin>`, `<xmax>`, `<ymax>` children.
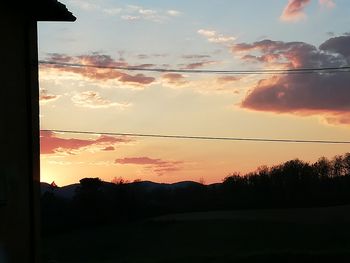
<box><xmin>36</xmin><ymin>0</ymin><xmax>76</xmax><ymax>22</ymax></box>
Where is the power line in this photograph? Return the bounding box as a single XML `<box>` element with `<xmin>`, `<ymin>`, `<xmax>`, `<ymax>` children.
<box><xmin>40</xmin><ymin>129</ymin><xmax>350</xmax><ymax>144</ymax></box>
<box><xmin>38</xmin><ymin>60</ymin><xmax>350</xmax><ymax>75</ymax></box>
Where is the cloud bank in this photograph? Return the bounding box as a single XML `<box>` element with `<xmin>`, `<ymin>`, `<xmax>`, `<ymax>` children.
<box><xmin>232</xmin><ymin>35</ymin><xmax>350</xmax><ymax>125</ymax></box>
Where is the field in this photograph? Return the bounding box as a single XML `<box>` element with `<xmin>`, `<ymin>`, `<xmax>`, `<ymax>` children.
<box><xmin>42</xmin><ymin>205</ymin><xmax>350</xmax><ymax>263</ymax></box>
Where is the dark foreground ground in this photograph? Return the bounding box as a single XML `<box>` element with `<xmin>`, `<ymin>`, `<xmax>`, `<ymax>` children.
<box><xmin>42</xmin><ymin>206</ymin><xmax>350</xmax><ymax>263</ymax></box>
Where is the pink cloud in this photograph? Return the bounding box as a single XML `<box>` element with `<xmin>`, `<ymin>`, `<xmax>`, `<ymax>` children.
<box><xmin>235</xmin><ymin>35</ymin><xmax>350</xmax><ymax>125</ymax></box>
<box><xmin>280</xmin><ymin>0</ymin><xmax>311</xmax><ymax>22</ymax></box>
<box><xmin>280</xmin><ymin>0</ymin><xmax>335</xmax><ymax>22</ymax></box>
<box><xmin>115</xmin><ymin>156</ymin><xmax>182</xmax><ymax>175</ymax></box>
<box><xmin>42</xmin><ymin>53</ymin><xmax>155</xmax><ymax>86</ymax></box>
<box><xmin>40</xmin><ymin>131</ymin><xmax>130</xmax><ymax>154</ymax></box>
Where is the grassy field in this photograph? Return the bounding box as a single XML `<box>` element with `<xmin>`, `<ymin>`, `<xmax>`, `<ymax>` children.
<box><xmin>42</xmin><ymin>206</ymin><xmax>350</xmax><ymax>263</ymax></box>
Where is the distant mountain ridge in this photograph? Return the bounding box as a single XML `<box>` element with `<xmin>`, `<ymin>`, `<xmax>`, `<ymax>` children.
<box><xmin>41</xmin><ymin>180</ymin><xmax>206</xmax><ymax>199</ymax></box>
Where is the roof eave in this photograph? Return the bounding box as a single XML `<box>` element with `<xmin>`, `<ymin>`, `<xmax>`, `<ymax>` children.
<box><xmin>36</xmin><ymin>0</ymin><xmax>76</xmax><ymax>22</ymax></box>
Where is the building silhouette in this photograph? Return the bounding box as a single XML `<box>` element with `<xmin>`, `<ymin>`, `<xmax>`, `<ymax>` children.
<box><xmin>0</xmin><ymin>1</ymin><xmax>75</xmax><ymax>262</ymax></box>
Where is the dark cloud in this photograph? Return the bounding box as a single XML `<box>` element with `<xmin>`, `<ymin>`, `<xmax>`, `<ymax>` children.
<box><xmin>235</xmin><ymin>36</ymin><xmax>350</xmax><ymax>124</ymax></box>
<box><xmin>320</xmin><ymin>36</ymin><xmax>350</xmax><ymax>60</ymax></box>
<box><xmin>242</xmin><ymin>74</ymin><xmax>350</xmax><ymax>112</ymax></box>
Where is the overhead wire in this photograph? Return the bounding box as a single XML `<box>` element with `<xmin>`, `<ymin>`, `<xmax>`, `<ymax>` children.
<box><xmin>38</xmin><ymin>60</ymin><xmax>350</xmax><ymax>75</ymax></box>
<box><xmin>40</xmin><ymin>129</ymin><xmax>350</xmax><ymax>145</ymax></box>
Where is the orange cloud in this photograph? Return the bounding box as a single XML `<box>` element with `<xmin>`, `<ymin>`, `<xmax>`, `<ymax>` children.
<box><xmin>40</xmin><ymin>131</ymin><xmax>130</xmax><ymax>155</ymax></box>
<box><xmin>115</xmin><ymin>156</ymin><xmax>182</xmax><ymax>175</ymax></box>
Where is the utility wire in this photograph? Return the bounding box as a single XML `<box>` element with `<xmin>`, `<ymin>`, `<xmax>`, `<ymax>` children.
<box><xmin>40</xmin><ymin>129</ymin><xmax>350</xmax><ymax>144</ymax></box>
<box><xmin>38</xmin><ymin>60</ymin><xmax>350</xmax><ymax>75</ymax></box>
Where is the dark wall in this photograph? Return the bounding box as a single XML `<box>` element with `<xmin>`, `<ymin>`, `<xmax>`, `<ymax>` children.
<box><xmin>0</xmin><ymin>11</ymin><xmax>40</xmax><ymax>263</ymax></box>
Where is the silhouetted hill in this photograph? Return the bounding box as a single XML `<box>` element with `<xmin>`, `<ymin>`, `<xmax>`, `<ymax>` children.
<box><xmin>41</xmin><ymin>183</ymin><xmax>79</xmax><ymax>199</ymax></box>
<box><xmin>40</xmin><ymin>182</ymin><xmax>115</xmax><ymax>199</ymax></box>
<box><xmin>130</xmin><ymin>181</ymin><xmax>163</xmax><ymax>192</ymax></box>
<box><xmin>40</xmin><ymin>182</ymin><xmax>52</xmax><ymax>193</ymax></box>
<box><xmin>170</xmin><ymin>181</ymin><xmax>202</xmax><ymax>189</ymax></box>
<box><xmin>41</xmin><ymin>180</ymin><xmax>204</xmax><ymax>199</ymax></box>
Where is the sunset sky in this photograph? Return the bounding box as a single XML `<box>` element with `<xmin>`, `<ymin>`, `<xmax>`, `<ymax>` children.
<box><xmin>38</xmin><ymin>0</ymin><xmax>350</xmax><ymax>186</ymax></box>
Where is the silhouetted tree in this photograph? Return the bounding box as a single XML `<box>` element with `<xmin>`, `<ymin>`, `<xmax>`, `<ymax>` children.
<box><xmin>343</xmin><ymin>153</ymin><xmax>350</xmax><ymax>176</ymax></box>
<box><xmin>73</xmin><ymin>178</ymin><xmax>106</xmax><ymax>225</ymax></box>
<box><xmin>313</xmin><ymin>157</ymin><xmax>332</xmax><ymax>179</ymax></box>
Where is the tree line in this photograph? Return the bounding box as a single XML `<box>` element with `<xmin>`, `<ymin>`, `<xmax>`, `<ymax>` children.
<box><xmin>41</xmin><ymin>153</ymin><xmax>350</xmax><ymax>235</ymax></box>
